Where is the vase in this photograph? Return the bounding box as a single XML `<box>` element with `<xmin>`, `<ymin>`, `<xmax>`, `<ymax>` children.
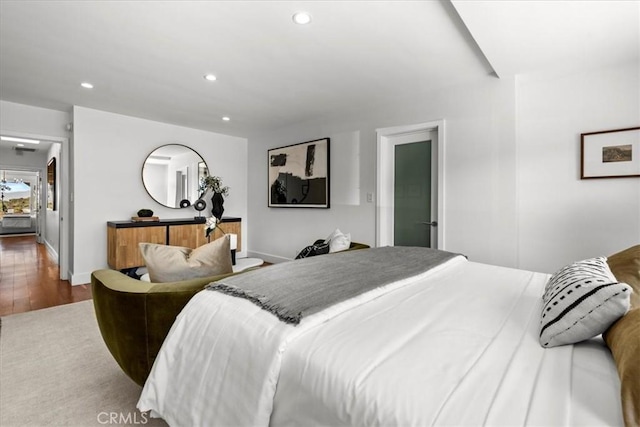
<box><xmin>210</xmin><ymin>192</ymin><xmax>225</xmax><ymax>220</ymax></box>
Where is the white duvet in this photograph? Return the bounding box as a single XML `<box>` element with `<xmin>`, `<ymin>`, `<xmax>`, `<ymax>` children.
<box><xmin>138</xmin><ymin>256</ymin><xmax>623</xmax><ymax>426</ymax></box>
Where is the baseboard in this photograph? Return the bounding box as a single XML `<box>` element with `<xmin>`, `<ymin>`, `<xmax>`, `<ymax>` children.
<box><xmin>247</xmin><ymin>250</ymin><xmax>292</xmax><ymax>264</ymax></box>
<box><xmin>70</xmin><ymin>271</ymin><xmax>91</xmax><ymax>286</ymax></box>
<box><xmin>45</xmin><ymin>240</ymin><xmax>59</xmax><ymax>264</ymax></box>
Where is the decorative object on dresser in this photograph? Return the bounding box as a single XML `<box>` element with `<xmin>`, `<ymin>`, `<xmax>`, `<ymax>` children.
<box><xmin>268</xmin><ymin>138</ymin><xmax>330</xmax><ymax>208</ymax></box>
<box><xmin>132</xmin><ymin>208</ymin><xmax>158</xmax><ymax>222</ymax></box>
<box><xmin>131</xmin><ymin>216</ymin><xmax>160</xmax><ymax>222</ymax></box>
<box><xmin>580</xmin><ymin>126</ymin><xmax>640</xmax><ymax>179</ymax></box>
<box><xmin>106</xmin><ymin>217</ymin><xmax>241</xmax><ymax>270</ymax></box>
<box><xmin>137</xmin><ymin>208</ymin><xmax>154</xmax><ymax>217</ymax></box>
<box><xmin>198</xmin><ymin>175</ymin><xmax>229</xmax><ymax>220</ymax></box>
<box><xmin>193</xmin><ymin>198</ymin><xmax>207</xmax><ymax>219</ymax></box>
<box><xmin>211</xmin><ymin>192</ymin><xmax>225</xmax><ymax>219</ymax></box>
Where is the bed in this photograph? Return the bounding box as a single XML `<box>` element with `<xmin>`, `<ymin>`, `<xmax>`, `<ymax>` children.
<box><xmin>137</xmin><ymin>246</ymin><xmax>635</xmax><ymax>426</ymax></box>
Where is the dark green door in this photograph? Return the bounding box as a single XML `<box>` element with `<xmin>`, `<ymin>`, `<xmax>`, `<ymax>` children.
<box><xmin>394</xmin><ymin>140</ymin><xmax>432</xmax><ymax>247</ymax></box>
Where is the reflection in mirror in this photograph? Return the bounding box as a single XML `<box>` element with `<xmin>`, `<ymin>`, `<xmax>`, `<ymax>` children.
<box><xmin>142</xmin><ymin>144</ymin><xmax>209</xmax><ymax>209</ymax></box>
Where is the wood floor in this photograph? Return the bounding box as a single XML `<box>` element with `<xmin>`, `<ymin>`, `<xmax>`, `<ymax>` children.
<box><xmin>0</xmin><ymin>235</ymin><xmax>91</xmax><ymax>317</ymax></box>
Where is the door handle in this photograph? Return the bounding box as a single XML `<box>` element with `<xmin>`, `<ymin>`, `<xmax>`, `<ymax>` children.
<box><xmin>419</xmin><ymin>221</ymin><xmax>438</xmax><ymax>227</ymax></box>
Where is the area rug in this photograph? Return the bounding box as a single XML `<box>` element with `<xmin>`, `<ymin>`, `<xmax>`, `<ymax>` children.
<box><xmin>0</xmin><ymin>300</ymin><xmax>167</xmax><ymax>427</ymax></box>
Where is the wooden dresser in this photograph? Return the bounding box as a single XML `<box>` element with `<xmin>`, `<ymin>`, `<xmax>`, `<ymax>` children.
<box><xmin>107</xmin><ymin>217</ymin><xmax>241</xmax><ymax>270</ymax></box>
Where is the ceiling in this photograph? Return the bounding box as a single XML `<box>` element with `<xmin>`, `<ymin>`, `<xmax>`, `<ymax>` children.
<box><xmin>0</xmin><ymin>1</ymin><xmax>638</xmax><ymax>140</ymax></box>
<box><xmin>1</xmin><ymin>169</ymin><xmax>38</xmax><ymax>182</ymax></box>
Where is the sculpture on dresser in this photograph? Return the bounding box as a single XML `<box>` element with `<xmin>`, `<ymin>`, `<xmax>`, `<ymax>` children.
<box><xmin>211</xmin><ymin>192</ymin><xmax>224</xmax><ymax>219</ymax></box>
<box><xmin>193</xmin><ymin>198</ymin><xmax>207</xmax><ymax>219</ymax></box>
<box><xmin>137</xmin><ymin>209</ymin><xmax>154</xmax><ymax>218</ymax></box>
<box><xmin>199</xmin><ymin>175</ymin><xmax>230</xmax><ymax>222</ymax></box>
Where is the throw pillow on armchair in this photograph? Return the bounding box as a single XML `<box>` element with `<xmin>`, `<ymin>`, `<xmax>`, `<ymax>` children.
<box><xmin>295</xmin><ymin>239</ymin><xmax>330</xmax><ymax>259</ymax></box>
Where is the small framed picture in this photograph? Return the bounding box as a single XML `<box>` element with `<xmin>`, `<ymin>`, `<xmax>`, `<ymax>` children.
<box><xmin>581</xmin><ymin>127</ymin><xmax>640</xmax><ymax>179</ymax></box>
<box><xmin>47</xmin><ymin>157</ymin><xmax>57</xmax><ymax>210</ymax></box>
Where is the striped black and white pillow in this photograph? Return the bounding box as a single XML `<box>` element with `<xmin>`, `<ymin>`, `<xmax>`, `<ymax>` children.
<box><xmin>539</xmin><ymin>257</ymin><xmax>632</xmax><ymax>348</ymax></box>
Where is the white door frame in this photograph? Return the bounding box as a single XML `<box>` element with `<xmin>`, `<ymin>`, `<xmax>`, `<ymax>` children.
<box><xmin>0</xmin><ymin>129</ymin><xmax>69</xmax><ymax>280</ymax></box>
<box><xmin>376</xmin><ymin>120</ymin><xmax>445</xmax><ymax>249</ymax></box>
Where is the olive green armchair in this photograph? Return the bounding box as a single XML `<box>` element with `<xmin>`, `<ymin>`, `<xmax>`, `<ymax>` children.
<box><xmin>345</xmin><ymin>242</ymin><xmax>370</xmax><ymax>251</ymax></box>
<box><xmin>91</xmin><ymin>269</ymin><xmax>237</xmax><ymax>386</ymax></box>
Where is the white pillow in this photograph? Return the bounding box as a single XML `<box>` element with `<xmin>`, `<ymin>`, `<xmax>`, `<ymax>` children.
<box><xmin>136</xmin><ymin>267</ymin><xmax>150</xmax><ymax>282</ymax></box>
<box><xmin>325</xmin><ymin>228</ymin><xmax>351</xmax><ymax>253</ymax></box>
<box><xmin>539</xmin><ymin>257</ymin><xmax>632</xmax><ymax>348</ymax></box>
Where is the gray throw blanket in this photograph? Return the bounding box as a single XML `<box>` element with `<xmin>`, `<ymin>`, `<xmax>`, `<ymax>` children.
<box><xmin>206</xmin><ymin>246</ymin><xmax>461</xmax><ymax>325</ymax></box>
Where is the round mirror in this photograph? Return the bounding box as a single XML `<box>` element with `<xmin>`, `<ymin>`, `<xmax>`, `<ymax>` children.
<box><xmin>141</xmin><ymin>144</ymin><xmax>209</xmax><ymax>209</ymax></box>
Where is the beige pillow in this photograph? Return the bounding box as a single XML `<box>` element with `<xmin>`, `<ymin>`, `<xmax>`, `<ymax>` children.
<box><xmin>607</xmin><ymin>244</ymin><xmax>640</xmax><ymax>309</ymax></box>
<box><xmin>604</xmin><ymin>308</ymin><xmax>640</xmax><ymax>427</ymax></box>
<box><xmin>604</xmin><ymin>245</ymin><xmax>640</xmax><ymax>426</ymax></box>
<box><xmin>139</xmin><ymin>235</ymin><xmax>233</xmax><ymax>283</ymax></box>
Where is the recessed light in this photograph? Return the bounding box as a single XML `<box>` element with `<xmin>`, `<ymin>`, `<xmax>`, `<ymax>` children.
<box><xmin>0</xmin><ymin>136</ymin><xmax>40</xmax><ymax>144</ymax></box>
<box><xmin>204</xmin><ymin>74</ymin><xmax>217</xmax><ymax>81</ymax></box>
<box><xmin>222</xmin><ymin>116</ymin><xmax>231</xmax><ymax>121</ymax></box>
<box><xmin>292</xmin><ymin>11</ymin><xmax>312</xmax><ymax>25</ymax></box>
<box><xmin>17</xmin><ymin>143</ymin><xmax>24</xmax><ymax>147</ymax></box>
<box><xmin>81</xmin><ymin>82</ymin><xmax>94</xmax><ymax>89</ymax></box>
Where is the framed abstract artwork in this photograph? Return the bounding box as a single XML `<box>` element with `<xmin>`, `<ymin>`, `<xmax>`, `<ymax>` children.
<box><xmin>581</xmin><ymin>127</ymin><xmax>640</xmax><ymax>179</ymax></box>
<box><xmin>268</xmin><ymin>138</ymin><xmax>330</xmax><ymax>208</ymax></box>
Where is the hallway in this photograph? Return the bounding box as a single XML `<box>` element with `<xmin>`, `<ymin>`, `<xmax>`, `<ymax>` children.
<box><xmin>0</xmin><ymin>235</ymin><xmax>91</xmax><ymax>316</ymax></box>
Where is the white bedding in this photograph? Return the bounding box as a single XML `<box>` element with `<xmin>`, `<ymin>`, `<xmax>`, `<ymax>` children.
<box><xmin>138</xmin><ymin>256</ymin><xmax>623</xmax><ymax>426</ymax></box>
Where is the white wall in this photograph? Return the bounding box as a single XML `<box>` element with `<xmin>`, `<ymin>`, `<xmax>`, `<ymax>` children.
<box><xmin>0</xmin><ymin>100</ymin><xmax>68</xmax><ymax>169</ymax></box>
<box><xmin>248</xmin><ymin>61</ymin><xmax>640</xmax><ymax>272</ymax></box>
<box><xmin>247</xmin><ymin>76</ymin><xmax>519</xmax><ymax>266</ymax></box>
<box><xmin>0</xmin><ymin>100</ymin><xmax>69</xmax><ymax>260</ymax></box>
<box><xmin>517</xmin><ymin>61</ymin><xmax>640</xmax><ymax>273</ymax></box>
<box><xmin>0</xmin><ymin>146</ymin><xmax>47</xmax><ymax>169</ymax></box>
<box><xmin>71</xmin><ymin>106</ymin><xmax>248</xmax><ymax>285</ymax></box>
<box><xmin>250</xmin><ymin>129</ymin><xmax>374</xmax><ymax>262</ymax></box>
<box><xmin>0</xmin><ymin>100</ymin><xmax>70</xmax><ymax>139</ymax></box>
<box><xmin>3</xmin><ymin>61</ymin><xmax>638</xmax><ymax>280</ymax></box>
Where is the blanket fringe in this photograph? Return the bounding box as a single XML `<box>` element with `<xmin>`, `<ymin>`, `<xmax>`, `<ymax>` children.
<box><xmin>206</xmin><ymin>283</ymin><xmax>302</xmax><ymax>325</ymax></box>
